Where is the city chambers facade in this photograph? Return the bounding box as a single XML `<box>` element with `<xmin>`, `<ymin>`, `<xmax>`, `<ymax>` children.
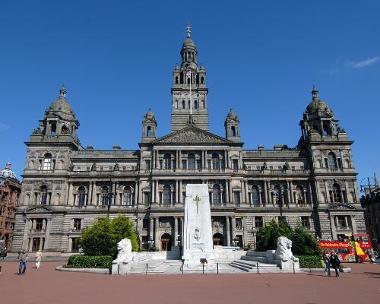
<box><xmin>12</xmin><ymin>29</ymin><xmax>366</xmax><ymax>253</ymax></box>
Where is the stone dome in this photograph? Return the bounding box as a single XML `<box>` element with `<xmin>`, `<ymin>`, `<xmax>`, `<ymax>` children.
<box><xmin>144</xmin><ymin>110</ymin><xmax>156</xmax><ymax>120</ymax></box>
<box><xmin>226</xmin><ymin>109</ymin><xmax>238</xmax><ymax>120</ymax></box>
<box><xmin>306</xmin><ymin>99</ymin><xmax>332</xmax><ymax>115</ymax></box>
<box><xmin>182</xmin><ymin>37</ymin><xmax>196</xmax><ymax>49</ymax></box>
<box><xmin>46</xmin><ymin>87</ymin><xmax>76</xmax><ymax>120</ymax></box>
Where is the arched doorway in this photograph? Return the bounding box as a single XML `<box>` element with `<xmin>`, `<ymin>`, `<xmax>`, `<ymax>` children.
<box><xmin>161</xmin><ymin>233</ymin><xmax>172</xmax><ymax>251</ymax></box>
<box><xmin>213</xmin><ymin>233</ymin><xmax>224</xmax><ymax>246</ymax></box>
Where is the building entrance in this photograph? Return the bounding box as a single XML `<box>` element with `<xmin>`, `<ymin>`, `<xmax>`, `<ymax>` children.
<box><xmin>161</xmin><ymin>233</ymin><xmax>172</xmax><ymax>251</ymax></box>
<box><xmin>213</xmin><ymin>233</ymin><xmax>224</xmax><ymax>246</ymax></box>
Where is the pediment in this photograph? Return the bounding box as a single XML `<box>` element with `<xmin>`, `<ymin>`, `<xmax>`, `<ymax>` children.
<box><xmin>25</xmin><ymin>206</ymin><xmax>55</xmax><ymax>213</ymax></box>
<box><xmin>153</xmin><ymin>126</ymin><xmax>232</xmax><ymax>145</ymax></box>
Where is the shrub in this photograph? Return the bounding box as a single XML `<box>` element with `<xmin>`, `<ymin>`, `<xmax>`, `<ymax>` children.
<box><xmin>298</xmin><ymin>255</ymin><xmax>323</xmax><ymax>268</ymax></box>
<box><xmin>66</xmin><ymin>255</ymin><xmax>112</xmax><ymax>268</ymax></box>
<box><xmin>80</xmin><ymin>215</ymin><xmax>139</xmax><ymax>258</ymax></box>
<box><xmin>290</xmin><ymin>226</ymin><xmax>320</xmax><ymax>256</ymax></box>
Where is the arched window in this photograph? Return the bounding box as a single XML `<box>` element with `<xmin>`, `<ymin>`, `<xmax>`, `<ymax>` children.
<box><xmin>163</xmin><ymin>185</ymin><xmax>171</xmax><ymax>205</ymax></box>
<box><xmin>327</xmin><ymin>152</ymin><xmax>337</xmax><ymax>170</ymax></box>
<box><xmin>78</xmin><ymin>186</ymin><xmax>86</xmax><ymax>207</ymax></box>
<box><xmin>251</xmin><ymin>187</ymin><xmax>259</xmax><ymax>206</ymax></box>
<box><xmin>201</xmin><ymin>77</ymin><xmax>204</xmax><ymax>84</ymax></box>
<box><xmin>273</xmin><ymin>186</ymin><xmax>281</xmax><ymax>205</ymax></box>
<box><xmin>194</xmin><ymin>100</ymin><xmax>198</xmax><ymax>109</ymax></box>
<box><xmin>332</xmin><ymin>183</ymin><xmax>342</xmax><ymax>203</ymax></box>
<box><xmin>51</xmin><ymin>123</ymin><xmax>57</xmax><ymax>135</ymax></box>
<box><xmin>213</xmin><ymin>184</ymin><xmax>221</xmax><ymax>205</ymax></box>
<box><xmin>146</xmin><ymin>126</ymin><xmax>152</xmax><ymax>137</ymax></box>
<box><xmin>61</xmin><ymin>125</ymin><xmax>69</xmax><ymax>134</ymax></box>
<box><xmin>101</xmin><ymin>186</ymin><xmax>110</xmax><ymax>206</ymax></box>
<box><xmin>231</xmin><ymin>126</ymin><xmax>237</xmax><ymax>137</ymax></box>
<box><xmin>164</xmin><ymin>153</ymin><xmax>172</xmax><ymax>170</ymax></box>
<box><xmin>40</xmin><ymin>185</ymin><xmax>48</xmax><ymax>205</ymax></box>
<box><xmin>188</xmin><ymin>153</ymin><xmax>196</xmax><ymax>170</ymax></box>
<box><xmin>123</xmin><ymin>186</ymin><xmax>133</xmax><ymax>206</ymax></box>
<box><xmin>175</xmin><ymin>76</ymin><xmax>178</xmax><ymax>84</ymax></box>
<box><xmin>42</xmin><ymin>153</ymin><xmax>53</xmax><ymax>171</ymax></box>
<box><xmin>295</xmin><ymin>186</ymin><xmax>304</xmax><ymax>205</ymax></box>
<box><xmin>182</xmin><ymin>100</ymin><xmax>185</xmax><ymax>109</ymax></box>
<box><xmin>212</xmin><ymin>153</ymin><xmax>220</xmax><ymax>170</ymax></box>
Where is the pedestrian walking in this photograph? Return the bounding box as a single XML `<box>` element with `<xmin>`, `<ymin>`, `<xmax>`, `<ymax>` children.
<box><xmin>35</xmin><ymin>251</ymin><xmax>42</xmax><ymax>270</ymax></box>
<box><xmin>17</xmin><ymin>249</ymin><xmax>28</xmax><ymax>275</ymax></box>
<box><xmin>329</xmin><ymin>252</ymin><xmax>340</xmax><ymax>277</ymax></box>
<box><xmin>322</xmin><ymin>252</ymin><xmax>331</xmax><ymax>277</ymax></box>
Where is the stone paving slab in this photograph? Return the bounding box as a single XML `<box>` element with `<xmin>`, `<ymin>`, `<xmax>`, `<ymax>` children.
<box><xmin>0</xmin><ymin>261</ymin><xmax>379</xmax><ymax>304</ymax></box>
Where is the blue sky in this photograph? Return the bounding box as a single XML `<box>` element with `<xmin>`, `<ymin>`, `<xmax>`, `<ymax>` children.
<box><xmin>0</xmin><ymin>0</ymin><xmax>379</xmax><ymax>186</ymax></box>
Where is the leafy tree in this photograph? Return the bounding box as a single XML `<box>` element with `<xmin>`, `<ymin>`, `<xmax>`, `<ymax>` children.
<box><xmin>256</xmin><ymin>219</ymin><xmax>320</xmax><ymax>256</ymax></box>
<box><xmin>256</xmin><ymin>219</ymin><xmax>292</xmax><ymax>251</ymax></box>
<box><xmin>80</xmin><ymin>216</ymin><xmax>139</xmax><ymax>257</ymax></box>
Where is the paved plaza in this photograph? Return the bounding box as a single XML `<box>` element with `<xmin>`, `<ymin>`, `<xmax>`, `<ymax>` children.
<box><xmin>0</xmin><ymin>262</ymin><xmax>379</xmax><ymax>304</ymax></box>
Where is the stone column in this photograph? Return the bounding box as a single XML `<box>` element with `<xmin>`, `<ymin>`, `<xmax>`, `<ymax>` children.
<box><xmin>154</xmin><ymin>217</ymin><xmax>160</xmax><ymax>249</ymax></box>
<box><xmin>174</xmin><ymin>217</ymin><xmax>178</xmax><ymax>246</ymax></box>
<box><xmin>308</xmin><ymin>183</ymin><xmax>313</xmax><ymax>205</ymax></box>
<box><xmin>226</xmin><ymin>216</ymin><xmax>231</xmax><ymax>246</ymax></box>
<box><xmin>263</xmin><ymin>180</ymin><xmax>268</xmax><ymax>205</ymax></box>
<box><xmin>225</xmin><ymin>181</ymin><xmax>229</xmax><ymax>203</ymax></box>
<box><xmin>155</xmin><ymin>181</ymin><xmax>159</xmax><ymax>204</ymax></box>
<box><xmin>175</xmin><ymin>181</ymin><xmax>179</xmax><ymax>204</ymax></box>
<box><xmin>149</xmin><ymin>217</ymin><xmax>154</xmax><ymax>239</ymax></box>
<box><xmin>231</xmin><ymin>217</ymin><xmax>236</xmax><ymax>242</ymax></box>
<box><xmin>179</xmin><ymin>180</ymin><xmax>183</xmax><ymax>204</ymax></box>
<box><xmin>44</xmin><ymin>219</ymin><xmax>51</xmax><ymax>250</ymax></box>
<box><xmin>288</xmin><ymin>181</ymin><xmax>293</xmax><ymax>204</ymax></box>
<box><xmin>259</xmin><ymin>190</ymin><xmax>263</xmax><ymax>206</ymax></box>
<box><xmin>67</xmin><ymin>183</ymin><xmax>73</xmax><ymax>206</ymax></box>
<box><xmin>91</xmin><ymin>182</ymin><xmax>97</xmax><ymax>206</ymax></box>
<box><xmin>228</xmin><ymin>181</ymin><xmax>233</xmax><ymax>204</ymax></box>
<box><xmin>244</xmin><ymin>181</ymin><xmax>249</xmax><ymax>204</ymax></box>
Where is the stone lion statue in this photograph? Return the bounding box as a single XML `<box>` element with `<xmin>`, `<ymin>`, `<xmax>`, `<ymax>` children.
<box><xmin>113</xmin><ymin>238</ymin><xmax>133</xmax><ymax>264</ymax></box>
<box><xmin>274</xmin><ymin>236</ymin><xmax>299</xmax><ymax>262</ymax></box>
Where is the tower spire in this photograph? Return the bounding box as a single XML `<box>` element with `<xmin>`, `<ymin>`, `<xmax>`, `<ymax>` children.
<box><xmin>59</xmin><ymin>84</ymin><xmax>67</xmax><ymax>99</ymax></box>
<box><xmin>186</xmin><ymin>23</ymin><xmax>192</xmax><ymax>38</ymax></box>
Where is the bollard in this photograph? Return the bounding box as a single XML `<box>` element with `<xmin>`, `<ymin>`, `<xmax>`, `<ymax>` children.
<box><xmin>216</xmin><ymin>263</ymin><xmax>219</xmax><ymax>275</ymax></box>
<box><xmin>309</xmin><ymin>267</ymin><xmax>311</xmax><ymax>273</ymax></box>
<box><xmin>202</xmin><ymin>263</ymin><xmax>205</xmax><ymax>275</ymax></box>
<box><xmin>292</xmin><ymin>261</ymin><xmax>295</xmax><ymax>274</ymax></box>
<box><xmin>146</xmin><ymin>263</ymin><xmax>148</xmax><ymax>275</ymax></box>
<box><xmin>256</xmin><ymin>262</ymin><xmax>260</xmax><ymax>274</ymax></box>
<box><xmin>117</xmin><ymin>264</ymin><xmax>120</xmax><ymax>275</ymax></box>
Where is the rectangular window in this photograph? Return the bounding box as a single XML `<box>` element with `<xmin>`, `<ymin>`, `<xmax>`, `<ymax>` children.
<box><xmin>182</xmin><ymin>160</ymin><xmax>187</xmax><ymax>170</ymax></box>
<box><xmin>232</xmin><ymin>159</ymin><xmax>239</xmax><ymax>171</ymax></box>
<box><xmin>233</xmin><ymin>192</ymin><xmax>240</xmax><ymax>206</ymax></box>
<box><xmin>35</xmin><ymin>219</ymin><xmax>44</xmax><ymax>231</ymax></box>
<box><xmin>73</xmin><ymin>219</ymin><xmax>82</xmax><ymax>231</ymax></box>
<box><xmin>301</xmin><ymin>216</ymin><xmax>310</xmax><ymax>229</ymax></box>
<box><xmin>143</xmin><ymin>218</ymin><xmax>149</xmax><ymax>229</ymax></box>
<box><xmin>145</xmin><ymin>160</ymin><xmax>151</xmax><ymax>171</ymax></box>
<box><xmin>144</xmin><ymin>192</ymin><xmax>150</xmax><ymax>205</ymax></box>
<box><xmin>255</xmin><ymin>216</ymin><xmax>263</xmax><ymax>228</ymax></box>
<box><xmin>235</xmin><ymin>218</ymin><xmax>243</xmax><ymax>230</ymax></box>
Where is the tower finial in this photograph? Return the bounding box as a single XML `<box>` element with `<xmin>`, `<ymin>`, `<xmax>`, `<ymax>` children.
<box><xmin>59</xmin><ymin>84</ymin><xmax>67</xmax><ymax>98</ymax></box>
<box><xmin>311</xmin><ymin>85</ymin><xmax>319</xmax><ymax>99</ymax></box>
<box><xmin>186</xmin><ymin>23</ymin><xmax>192</xmax><ymax>38</ymax></box>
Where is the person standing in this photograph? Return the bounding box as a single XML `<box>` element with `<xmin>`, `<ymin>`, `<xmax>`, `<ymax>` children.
<box><xmin>35</xmin><ymin>251</ymin><xmax>42</xmax><ymax>270</ymax></box>
<box><xmin>322</xmin><ymin>252</ymin><xmax>331</xmax><ymax>277</ymax></box>
<box><xmin>330</xmin><ymin>252</ymin><xmax>340</xmax><ymax>277</ymax></box>
<box><xmin>17</xmin><ymin>250</ymin><xmax>28</xmax><ymax>275</ymax></box>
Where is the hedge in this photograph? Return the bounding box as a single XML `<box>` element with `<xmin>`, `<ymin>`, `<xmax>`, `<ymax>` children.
<box><xmin>66</xmin><ymin>255</ymin><xmax>112</xmax><ymax>269</ymax></box>
<box><xmin>298</xmin><ymin>255</ymin><xmax>323</xmax><ymax>268</ymax></box>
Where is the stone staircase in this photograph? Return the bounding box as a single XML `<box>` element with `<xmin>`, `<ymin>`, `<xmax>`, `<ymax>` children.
<box><xmin>229</xmin><ymin>250</ymin><xmax>283</xmax><ymax>273</ymax></box>
<box><xmin>229</xmin><ymin>260</ymin><xmax>281</xmax><ymax>273</ymax></box>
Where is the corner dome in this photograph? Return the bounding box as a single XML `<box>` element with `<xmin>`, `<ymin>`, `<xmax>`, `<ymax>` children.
<box><xmin>46</xmin><ymin>86</ymin><xmax>77</xmax><ymax>120</ymax></box>
<box><xmin>226</xmin><ymin>109</ymin><xmax>238</xmax><ymax>120</ymax></box>
<box><xmin>1</xmin><ymin>162</ymin><xmax>17</xmax><ymax>179</ymax></box>
<box><xmin>305</xmin><ymin>86</ymin><xmax>333</xmax><ymax>116</ymax></box>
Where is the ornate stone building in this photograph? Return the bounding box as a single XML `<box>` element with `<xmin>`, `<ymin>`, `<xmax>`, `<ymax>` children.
<box><xmin>0</xmin><ymin>162</ymin><xmax>21</xmax><ymax>248</ymax></box>
<box><xmin>12</xmin><ymin>29</ymin><xmax>366</xmax><ymax>253</ymax></box>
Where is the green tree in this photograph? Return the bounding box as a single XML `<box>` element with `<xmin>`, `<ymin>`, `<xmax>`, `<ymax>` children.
<box><xmin>80</xmin><ymin>216</ymin><xmax>139</xmax><ymax>257</ymax></box>
<box><xmin>255</xmin><ymin>220</ymin><xmax>320</xmax><ymax>256</ymax></box>
<box><xmin>256</xmin><ymin>219</ymin><xmax>292</xmax><ymax>251</ymax></box>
